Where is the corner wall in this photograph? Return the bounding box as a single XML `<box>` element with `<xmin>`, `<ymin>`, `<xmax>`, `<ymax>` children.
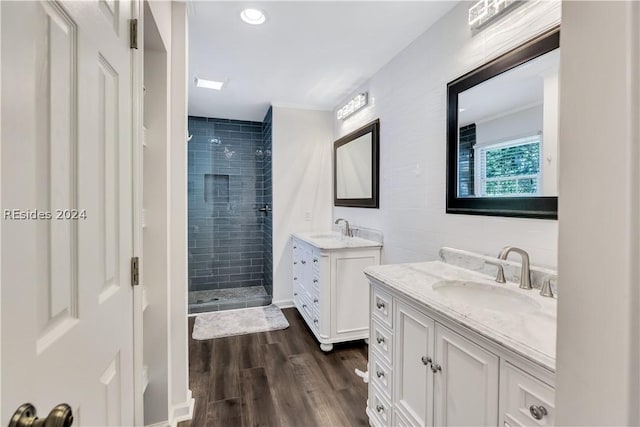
<box><xmin>271</xmin><ymin>107</ymin><xmax>332</xmax><ymax>305</ymax></box>
<box><xmin>556</xmin><ymin>1</ymin><xmax>640</xmax><ymax>424</ymax></box>
<box><xmin>332</xmin><ymin>1</ymin><xmax>560</xmax><ymax>268</ymax></box>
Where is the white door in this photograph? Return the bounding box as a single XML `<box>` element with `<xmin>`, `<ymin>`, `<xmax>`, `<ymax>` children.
<box><xmin>2</xmin><ymin>1</ymin><xmax>135</xmax><ymax>425</ymax></box>
<box><xmin>394</xmin><ymin>301</ymin><xmax>435</xmax><ymax>427</ymax></box>
<box><xmin>433</xmin><ymin>324</ymin><xmax>499</xmax><ymax>426</ymax></box>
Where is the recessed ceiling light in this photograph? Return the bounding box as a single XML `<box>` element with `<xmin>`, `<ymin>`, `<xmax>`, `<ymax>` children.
<box><xmin>240</xmin><ymin>8</ymin><xmax>266</xmax><ymax>25</ymax></box>
<box><xmin>195</xmin><ymin>77</ymin><xmax>224</xmax><ymax>91</ymax></box>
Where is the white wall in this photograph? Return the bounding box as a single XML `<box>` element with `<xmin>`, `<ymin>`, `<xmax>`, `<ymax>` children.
<box><xmin>333</xmin><ymin>1</ymin><xmax>560</xmax><ymax>268</ymax></box>
<box><xmin>475</xmin><ymin>105</ymin><xmax>542</xmax><ymax>146</ymax></box>
<box><xmin>168</xmin><ymin>2</ymin><xmax>191</xmax><ymax>425</ymax></box>
<box><xmin>142</xmin><ymin>2</ymin><xmax>191</xmax><ymax>426</ymax></box>
<box><xmin>556</xmin><ymin>1</ymin><xmax>640</xmax><ymax>424</ymax></box>
<box><xmin>272</xmin><ymin>107</ymin><xmax>333</xmax><ymax>305</ymax></box>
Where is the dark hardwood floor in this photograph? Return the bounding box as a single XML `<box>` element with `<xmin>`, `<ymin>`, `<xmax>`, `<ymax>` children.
<box><xmin>179</xmin><ymin>308</ymin><xmax>370</xmax><ymax>427</ymax></box>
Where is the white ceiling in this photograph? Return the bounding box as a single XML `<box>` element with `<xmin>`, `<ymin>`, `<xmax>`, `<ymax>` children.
<box><xmin>188</xmin><ymin>1</ymin><xmax>457</xmax><ymax>122</ymax></box>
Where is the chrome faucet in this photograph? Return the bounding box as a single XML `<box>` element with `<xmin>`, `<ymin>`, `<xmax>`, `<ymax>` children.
<box><xmin>334</xmin><ymin>218</ymin><xmax>351</xmax><ymax>237</ymax></box>
<box><xmin>498</xmin><ymin>246</ymin><xmax>532</xmax><ymax>290</ymax></box>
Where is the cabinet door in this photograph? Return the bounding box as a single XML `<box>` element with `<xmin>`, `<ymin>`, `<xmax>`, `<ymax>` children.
<box><xmin>433</xmin><ymin>324</ymin><xmax>499</xmax><ymax>426</ymax></box>
<box><xmin>394</xmin><ymin>301</ymin><xmax>435</xmax><ymax>427</ymax></box>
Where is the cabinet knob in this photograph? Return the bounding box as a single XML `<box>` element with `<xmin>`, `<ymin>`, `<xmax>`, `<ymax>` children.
<box><xmin>421</xmin><ymin>356</ymin><xmax>432</xmax><ymax>366</ymax></box>
<box><xmin>375</xmin><ymin>404</ymin><xmax>385</xmax><ymax>414</ymax></box>
<box><xmin>293</xmin><ymin>261</ymin><xmax>297</xmax><ymax>265</ymax></box>
<box><xmin>376</xmin><ymin>336</ymin><xmax>385</xmax><ymax>344</ymax></box>
<box><xmin>529</xmin><ymin>405</ymin><xmax>548</xmax><ymax>420</ymax></box>
<box><xmin>313</xmin><ymin>319</ymin><xmax>319</xmax><ymax>325</ymax></box>
<box><xmin>293</xmin><ymin>245</ymin><xmax>297</xmax><ymax>249</ymax></box>
<box><xmin>376</xmin><ymin>301</ymin><xmax>386</xmax><ymax>310</ymax></box>
<box><xmin>302</xmin><ymin>304</ymin><xmax>307</xmax><ymax>309</ymax></box>
<box><xmin>301</xmin><ymin>260</ymin><xmax>306</xmax><ymax>264</ymax></box>
<box><xmin>313</xmin><ymin>279</ymin><xmax>318</xmax><ymax>283</ymax></box>
<box><xmin>376</xmin><ymin>370</ymin><xmax>385</xmax><ymax>378</ymax></box>
<box><xmin>430</xmin><ymin>363</ymin><xmax>441</xmax><ymax>373</ymax></box>
<box><xmin>313</xmin><ymin>298</ymin><xmax>318</xmax><ymax>303</ymax></box>
<box><xmin>313</xmin><ymin>258</ymin><xmax>318</xmax><ymax>263</ymax></box>
<box><xmin>294</xmin><ymin>277</ymin><xmax>298</xmax><ymax>281</ymax></box>
<box><xmin>294</xmin><ymin>293</ymin><xmax>298</xmax><ymax>296</ymax></box>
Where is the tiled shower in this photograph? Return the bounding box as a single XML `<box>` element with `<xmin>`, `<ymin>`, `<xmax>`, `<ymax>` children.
<box><xmin>187</xmin><ymin>109</ymin><xmax>273</xmax><ymax>313</ymax></box>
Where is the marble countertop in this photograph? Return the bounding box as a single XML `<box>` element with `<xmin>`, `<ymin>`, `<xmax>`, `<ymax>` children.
<box><xmin>364</xmin><ymin>261</ymin><xmax>557</xmax><ymax>372</ymax></box>
<box><xmin>293</xmin><ymin>231</ymin><xmax>383</xmax><ymax>250</ymax></box>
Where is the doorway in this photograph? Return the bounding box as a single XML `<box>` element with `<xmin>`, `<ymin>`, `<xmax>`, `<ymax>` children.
<box><xmin>187</xmin><ymin>108</ymin><xmax>273</xmax><ymax>313</ymax></box>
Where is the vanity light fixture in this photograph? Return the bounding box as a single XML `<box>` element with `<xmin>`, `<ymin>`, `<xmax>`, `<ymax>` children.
<box><xmin>337</xmin><ymin>92</ymin><xmax>369</xmax><ymax>121</ymax></box>
<box><xmin>195</xmin><ymin>77</ymin><xmax>224</xmax><ymax>90</ymax></box>
<box><xmin>468</xmin><ymin>0</ymin><xmax>518</xmax><ymax>30</ymax></box>
<box><xmin>240</xmin><ymin>8</ymin><xmax>266</xmax><ymax>25</ymax></box>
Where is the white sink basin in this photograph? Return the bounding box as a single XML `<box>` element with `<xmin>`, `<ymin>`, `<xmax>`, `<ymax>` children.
<box><xmin>432</xmin><ymin>280</ymin><xmax>541</xmax><ymax>313</ymax></box>
<box><xmin>308</xmin><ymin>233</ymin><xmax>342</xmax><ymax>240</ymax></box>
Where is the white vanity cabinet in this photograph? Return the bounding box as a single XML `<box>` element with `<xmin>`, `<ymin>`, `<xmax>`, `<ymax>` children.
<box><xmin>291</xmin><ymin>235</ymin><xmax>381</xmax><ymax>351</ymax></box>
<box><xmin>367</xmin><ymin>283</ymin><xmax>555</xmax><ymax>427</ymax></box>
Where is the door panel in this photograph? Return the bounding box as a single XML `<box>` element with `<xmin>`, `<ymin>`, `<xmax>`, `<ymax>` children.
<box><xmin>394</xmin><ymin>301</ymin><xmax>435</xmax><ymax>427</ymax></box>
<box><xmin>1</xmin><ymin>1</ymin><xmax>135</xmax><ymax>425</ymax></box>
<box><xmin>433</xmin><ymin>324</ymin><xmax>499</xmax><ymax>426</ymax></box>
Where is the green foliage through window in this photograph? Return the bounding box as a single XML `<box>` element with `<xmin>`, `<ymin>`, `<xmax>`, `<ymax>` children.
<box><xmin>479</xmin><ymin>137</ymin><xmax>541</xmax><ymax>197</ymax></box>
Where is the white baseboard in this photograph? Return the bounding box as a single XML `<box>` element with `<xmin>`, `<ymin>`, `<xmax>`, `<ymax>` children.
<box><xmin>170</xmin><ymin>389</ymin><xmax>195</xmax><ymax>427</ymax></box>
<box><xmin>273</xmin><ymin>299</ymin><xmax>294</xmax><ymax>309</ymax></box>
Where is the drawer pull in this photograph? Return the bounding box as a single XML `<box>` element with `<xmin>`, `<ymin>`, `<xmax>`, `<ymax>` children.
<box><xmin>293</xmin><ymin>245</ymin><xmax>297</xmax><ymax>249</ymax></box>
<box><xmin>313</xmin><ymin>279</ymin><xmax>318</xmax><ymax>284</ymax></box>
<box><xmin>376</xmin><ymin>336</ymin><xmax>385</xmax><ymax>344</ymax></box>
<box><xmin>430</xmin><ymin>363</ymin><xmax>441</xmax><ymax>373</ymax></box>
<box><xmin>293</xmin><ymin>261</ymin><xmax>297</xmax><ymax>265</ymax></box>
<box><xmin>301</xmin><ymin>260</ymin><xmax>306</xmax><ymax>264</ymax></box>
<box><xmin>313</xmin><ymin>319</ymin><xmax>319</xmax><ymax>325</ymax></box>
<box><xmin>376</xmin><ymin>300</ymin><xmax>386</xmax><ymax>310</ymax></box>
<box><xmin>376</xmin><ymin>370</ymin><xmax>385</xmax><ymax>378</ymax></box>
<box><xmin>294</xmin><ymin>292</ymin><xmax>298</xmax><ymax>296</ymax></box>
<box><xmin>529</xmin><ymin>405</ymin><xmax>548</xmax><ymax>420</ymax></box>
<box><xmin>303</xmin><ymin>304</ymin><xmax>307</xmax><ymax>309</ymax></box>
<box><xmin>313</xmin><ymin>298</ymin><xmax>318</xmax><ymax>303</ymax></box>
<box><xmin>421</xmin><ymin>356</ymin><xmax>432</xmax><ymax>366</ymax></box>
<box><xmin>375</xmin><ymin>404</ymin><xmax>385</xmax><ymax>414</ymax></box>
<box><xmin>294</xmin><ymin>277</ymin><xmax>298</xmax><ymax>281</ymax></box>
<box><xmin>313</xmin><ymin>258</ymin><xmax>318</xmax><ymax>263</ymax></box>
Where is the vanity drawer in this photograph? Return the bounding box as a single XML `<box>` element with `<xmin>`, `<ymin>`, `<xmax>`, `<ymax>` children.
<box><xmin>371</xmin><ymin>319</ymin><xmax>393</xmax><ymax>364</ymax></box>
<box><xmin>372</xmin><ymin>286</ymin><xmax>393</xmax><ymax>328</ymax></box>
<box><xmin>311</xmin><ymin>253</ymin><xmax>321</xmax><ymax>272</ymax></box>
<box><xmin>501</xmin><ymin>362</ymin><xmax>555</xmax><ymax>426</ymax></box>
<box><xmin>370</xmin><ymin>349</ymin><xmax>392</xmax><ymax>400</ymax></box>
<box><xmin>369</xmin><ymin>383</ymin><xmax>392</xmax><ymax>427</ymax></box>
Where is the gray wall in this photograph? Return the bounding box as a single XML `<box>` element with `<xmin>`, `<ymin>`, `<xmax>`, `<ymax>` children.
<box><xmin>262</xmin><ymin>108</ymin><xmax>273</xmax><ymax>297</ymax></box>
<box><xmin>187</xmin><ymin>116</ymin><xmax>269</xmax><ymax>293</ymax></box>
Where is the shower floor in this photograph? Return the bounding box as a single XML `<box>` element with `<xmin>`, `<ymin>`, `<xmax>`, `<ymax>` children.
<box><xmin>188</xmin><ymin>285</ymin><xmax>271</xmax><ymax>314</ymax></box>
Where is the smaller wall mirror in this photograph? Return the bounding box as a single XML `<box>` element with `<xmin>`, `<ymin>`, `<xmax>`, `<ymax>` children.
<box><xmin>447</xmin><ymin>27</ymin><xmax>559</xmax><ymax>219</ymax></box>
<box><xmin>334</xmin><ymin>119</ymin><xmax>380</xmax><ymax>208</ymax></box>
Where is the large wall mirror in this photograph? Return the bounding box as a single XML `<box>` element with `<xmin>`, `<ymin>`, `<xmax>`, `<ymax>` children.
<box><xmin>447</xmin><ymin>27</ymin><xmax>559</xmax><ymax>219</ymax></box>
<box><xmin>334</xmin><ymin>119</ymin><xmax>380</xmax><ymax>208</ymax></box>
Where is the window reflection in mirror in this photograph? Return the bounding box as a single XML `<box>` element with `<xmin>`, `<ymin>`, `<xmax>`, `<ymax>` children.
<box><xmin>457</xmin><ymin>49</ymin><xmax>559</xmax><ymax>199</ymax></box>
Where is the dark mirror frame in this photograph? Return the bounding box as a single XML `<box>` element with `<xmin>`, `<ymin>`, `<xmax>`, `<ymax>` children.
<box><xmin>334</xmin><ymin>119</ymin><xmax>380</xmax><ymax>208</ymax></box>
<box><xmin>446</xmin><ymin>27</ymin><xmax>560</xmax><ymax>220</ymax></box>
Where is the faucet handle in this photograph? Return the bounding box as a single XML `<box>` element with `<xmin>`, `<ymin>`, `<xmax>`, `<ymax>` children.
<box><xmin>485</xmin><ymin>260</ymin><xmax>506</xmax><ymax>284</ymax></box>
<box><xmin>540</xmin><ymin>276</ymin><xmax>555</xmax><ymax>298</ymax></box>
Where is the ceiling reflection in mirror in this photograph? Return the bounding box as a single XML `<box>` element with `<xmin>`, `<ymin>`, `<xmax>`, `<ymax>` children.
<box><xmin>457</xmin><ymin>49</ymin><xmax>559</xmax><ymax>199</ymax></box>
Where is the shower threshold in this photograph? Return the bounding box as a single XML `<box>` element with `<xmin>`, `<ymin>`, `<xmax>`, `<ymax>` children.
<box><xmin>189</xmin><ymin>285</ymin><xmax>271</xmax><ymax>314</ymax></box>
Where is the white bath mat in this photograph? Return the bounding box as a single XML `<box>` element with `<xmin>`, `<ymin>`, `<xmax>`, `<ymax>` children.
<box><xmin>192</xmin><ymin>304</ymin><xmax>289</xmax><ymax>340</ymax></box>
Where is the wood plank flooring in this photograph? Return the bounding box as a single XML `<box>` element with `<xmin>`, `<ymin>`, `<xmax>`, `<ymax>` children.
<box><xmin>179</xmin><ymin>308</ymin><xmax>370</xmax><ymax>427</ymax></box>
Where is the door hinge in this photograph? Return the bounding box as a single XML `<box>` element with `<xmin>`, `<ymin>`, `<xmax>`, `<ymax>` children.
<box><xmin>129</xmin><ymin>19</ymin><xmax>138</xmax><ymax>49</ymax></box>
<box><xmin>131</xmin><ymin>256</ymin><xmax>140</xmax><ymax>286</ymax></box>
